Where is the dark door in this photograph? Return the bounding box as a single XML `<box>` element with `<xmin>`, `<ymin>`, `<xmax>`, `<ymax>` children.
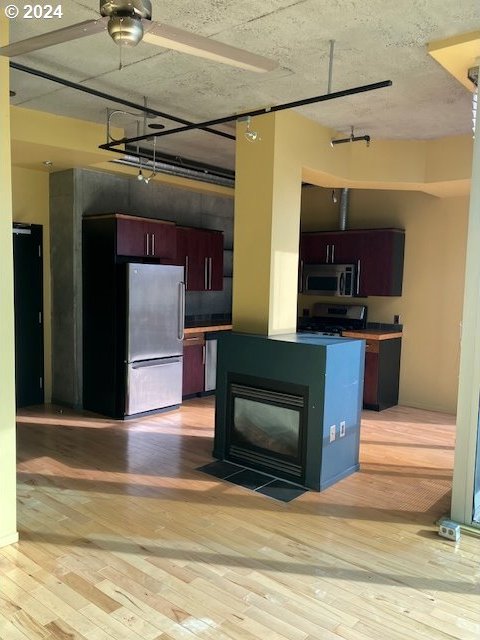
<box><xmin>13</xmin><ymin>223</ymin><xmax>44</xmax><ymax>408</ymax></box>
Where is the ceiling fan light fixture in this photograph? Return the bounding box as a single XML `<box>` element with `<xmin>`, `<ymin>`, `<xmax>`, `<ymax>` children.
<box><xmin>108</xmin><ymin>15</ymin><xmax>144</xmax><ymax>47</ymax></box>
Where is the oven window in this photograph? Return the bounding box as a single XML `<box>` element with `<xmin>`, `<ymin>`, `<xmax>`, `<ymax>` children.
<box><xmin>307</xmin><ymin>275</ymin><xmax>337</xmax><ymax>292</ymax></box>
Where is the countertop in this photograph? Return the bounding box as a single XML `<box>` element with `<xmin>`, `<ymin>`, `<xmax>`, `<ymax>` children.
<box><xmin>341</xmin><ymin>329</ymin><xmax>403</xmax><ymax>341</ymax></box>
<box><xmin>184</xmin><ymin>324</ymin><xmax>232</xmax><ymax>335</ymax></box>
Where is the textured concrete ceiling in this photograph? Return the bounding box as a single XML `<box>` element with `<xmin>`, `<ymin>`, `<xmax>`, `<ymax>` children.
<box><xmin>8</xmin><ymin>0</ymin><xmax>480</xmax><ymax>171</ymax></box>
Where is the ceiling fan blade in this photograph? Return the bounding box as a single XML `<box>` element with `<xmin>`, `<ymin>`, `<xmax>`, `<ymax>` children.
<box><xmin>143</xmin><ymin>22</ymin><xmax>278</xmax><ymax>73</ymax></box>
<box><xmin>0</xmin><ymin>18</ymin><xmax>108</xmax><ymax>58</ymax></box>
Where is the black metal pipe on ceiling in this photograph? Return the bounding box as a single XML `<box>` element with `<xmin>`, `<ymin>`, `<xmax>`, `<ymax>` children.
<box><xmin>9</xmin><ymin>61</ymin><xmax>235</xmax><ymax>141</ymax></box>
<box><xmin>100</xmin><ymin>79</ymin><xmax>392</xmax><ymax>150</ymax></box>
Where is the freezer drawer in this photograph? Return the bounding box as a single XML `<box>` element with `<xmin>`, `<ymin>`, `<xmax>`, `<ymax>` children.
<box><xmin>126</xmin><ymin>357</ymin><xmax>182</xmax><ymax>416</ymax></box>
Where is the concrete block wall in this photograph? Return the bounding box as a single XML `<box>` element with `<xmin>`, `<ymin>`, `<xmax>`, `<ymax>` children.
<box><xmin>50</xmin><ymin>168</ymin><xmax>234</xmax><ymax>407</ymax></box>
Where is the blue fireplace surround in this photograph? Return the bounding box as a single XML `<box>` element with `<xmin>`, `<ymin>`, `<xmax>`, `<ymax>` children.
<box><xmin>213</xmin><ymin>332</ymin><xmax>365</xmax><ymax>491</ymax></box>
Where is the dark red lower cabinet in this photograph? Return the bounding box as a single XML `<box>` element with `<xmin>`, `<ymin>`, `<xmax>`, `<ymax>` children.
<box><xmin>363</xmin><ymin>338</ymin><xmax>401</xmax><ymax>411</ymax></box>
<box><xmin>182</xmin><ymin>335</ymin><xmax>205</xmax><ymax>396</ymax></box>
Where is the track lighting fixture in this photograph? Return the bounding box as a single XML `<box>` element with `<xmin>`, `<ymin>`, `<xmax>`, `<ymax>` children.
<box><xmin>331</xmin><ymin>126</ymin><xmax>370</xmax><ymax>148</ymax></box>
<box><xmin>243</xmin><ymin>116</ymin><xmax>260</xmax><ymax>143</ymax></box>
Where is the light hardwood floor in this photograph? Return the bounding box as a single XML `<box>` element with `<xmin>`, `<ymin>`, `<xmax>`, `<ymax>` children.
<box><xmin>1</xmin><ymin>398</ymin><xmax>479</xmax><ymax>640</ymax></box>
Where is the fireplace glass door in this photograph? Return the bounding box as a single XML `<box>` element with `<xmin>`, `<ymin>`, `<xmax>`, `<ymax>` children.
<box><xmin>227</xmin><ymin>381</ymin><xmax>306</xmax><ymax>482</ymax></box>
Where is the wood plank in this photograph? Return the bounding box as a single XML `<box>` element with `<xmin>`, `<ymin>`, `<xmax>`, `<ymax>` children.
<box><xmin>6</xmin><ymin>400</ymin><xmax>477</xmax><ymax>640</ymax></box>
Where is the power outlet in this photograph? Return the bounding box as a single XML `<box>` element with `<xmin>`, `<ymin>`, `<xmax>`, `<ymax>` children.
<box><xmin>339</xmin><ymin>421</ymin><xmax>346</xmax><ymax>437</ymax></box>
<box><xmin>438</xmin><ymin>520</ymin><xmax>460</xmax><ymax>542</ymax></box>
<box><xmin>329</xmin><ymin>425</ymin><xmax>336</xmax><ymax>442</ymax></box>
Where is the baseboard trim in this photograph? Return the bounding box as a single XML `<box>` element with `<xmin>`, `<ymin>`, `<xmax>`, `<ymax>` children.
<box><xmin>0</xmin><ymin>531</ymin><xmax>19</xmax><ymax>548</ymax></box>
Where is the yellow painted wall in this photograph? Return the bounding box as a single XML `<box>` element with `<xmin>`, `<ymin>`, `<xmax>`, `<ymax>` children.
<box><xmin>0</xmin><ymin>16</ymin><xmax>18</xmax><ymax>547</ymax></box>
<box><xmin>233</xmin><ymin>113</ymin><xmax>302</xmax><ymax>334</ymax></box>
<box><xmin>299</xmin><ymin>187</ymin><xmax>469</xmax><ymax>413</ymax></box>
<box><xmin>11</xmin><ymin>167</ymin><xmax>51</xmax><ymax>402</ymax></box>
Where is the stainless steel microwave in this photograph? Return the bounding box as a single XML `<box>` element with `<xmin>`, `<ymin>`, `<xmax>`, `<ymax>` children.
<box><xmin>302</xmin><ymin>263</ymin><xmax>356</xmax><ymax>297</ymax></box>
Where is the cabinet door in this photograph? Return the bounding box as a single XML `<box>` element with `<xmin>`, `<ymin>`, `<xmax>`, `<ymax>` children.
<box><xmin>363</xmin><ymin>338</ymin><xmax>401</xmax><ymax>410</ymax></box>
<box><xmin>329</xmin><ymin>231</ymin><xmax>360</xmax><ymax>265</ymax></box>
<box><xmin>357</xmin><ymin>230</ymin><xmax>405</xmax><ymax>296</ymax></box>
<box><xmin>144</xmin><ymin>220</ymin><xmax>177</xmax><ymax>260</ymax></box>
<box><xmin>116</xmin><ymin>217</ymin><xmax>148</xmax><ymax>257</ymax></box>
<box><xmin>182</xmin><ymin>341</ymin><xmax>205</xmax><ymax>396</ymax></box>
<box><xmin>176</xmin><ymin>227</ymin><xmax>203</xmax><ymax>291</ymax></box>
<box><xmin>363</xmin><ymin>349</ymin><xmax>379</xmax><ymax>408</ymax></box>
<box><xmin>301</xmin><ymin>233</ymin><xmax>332</xmax><ymax>263</ymax></box>
<box><xmin>208</xmin><ymin>231</ymin><xmax>224</xmax><ymax>291</ymax></box>
<box><xmin>176</xmin><ymin>227</ymin><xmax>223</xmax><ymax>291</ymax></box>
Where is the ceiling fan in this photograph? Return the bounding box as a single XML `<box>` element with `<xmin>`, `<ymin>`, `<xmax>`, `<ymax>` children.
<box><xmin>0</xmin><ymin>0</ymin><xmax>278</xmax><ymax>72</ymax></box>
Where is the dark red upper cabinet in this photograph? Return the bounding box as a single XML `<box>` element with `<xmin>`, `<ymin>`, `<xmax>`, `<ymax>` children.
<box><xmin>207</xmin><ymin>230</ymin><xmax>224</xmax><ymax>291</ymax></box>
<box><xmin>300</xmin><ymin>228</ymin><xmax>405</xmax><ymax>297</ymax></box>
<box><xmin>143</xmin><ymin>219</ymin><xmax>177</xmax><ymax>261</ymax></box>
<box><xmin>116</xmin><ymin>215</ymin><xmax>176</xmax><ymax>260</ymax></box>
<box><xmin>176</xmin><ymin>226</ymin><xmax>203</xmax><ymax>291</ymax></box>
<box><xmin>116</xmin><ymin>217</ymin><xmax>148</xmax><ymax>257</ymax></box>
<box><xmin>355</xmin><ymin>229</ymin><xmax>405</xmax><ymax>297</ymax></box>
<box><xmin>176</xmin><ymin>226</ymin><xmax>223</xmax><ymax>292</ymax></box>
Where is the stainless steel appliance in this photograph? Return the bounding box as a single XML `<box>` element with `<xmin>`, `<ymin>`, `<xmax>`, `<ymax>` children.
<box><xmin>298</xmin><ymin>303</ymin><xmax>367</xmax><ymax>336</ymax></box>
<box><xmin>302</xmin><ymin>263</ymin><xmax>356</xmax><ymax>297</ymax></box>
<box><xmin>125</xmin><ymin>263</ymin><xmax>185</xmax><ymax>415</ymax></box>
<box><xmin>204</xmin><ymin>335</ymin><xmax>218</xmax><ymax>392</ymax></box>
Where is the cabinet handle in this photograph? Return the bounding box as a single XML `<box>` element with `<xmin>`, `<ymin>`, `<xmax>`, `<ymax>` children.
<box><xmin>326</xmin><ymin>244</ymin><xmax>330</xmax><ymax>263</ymax></box>
<box><xmin>299</xmin><ymin>259</ymin><xmax>304</xmax><ymax>293</ymax></box>
<box><xmin>185</xmin><ymin>255</ymin><xmax>189</xmax><ymax>289</ymax></box>
<box><xmin>178</xmin><ymin>282</ymin><xmax>185</xmax><ymax>340</ymax></box>
<box><xmin>209</xmin><ymin>257</ymin><xmax>213</xmax><ymax>290</ymax></box>
<box><xmin>204</xmin><ymin>257</ymin><xmax>208</xmax><ymax>290</ymax></box>
<box><xmin>331</xmin><ymin>244</ymin><xmax>335</xmax><ymax>263</ymax></box>
<box><xmin>151</xmin><ymin>233</ymin><xmax>155</xmax><ymax>256</ymax></box>
<box><xmin>202</xmin><ymin>344</ymin><xmax>206</xmax><ymax>365</ymax></box>
<box><xmin>356</xmin><ymin>259</ymin><xmax>361</xmax><ymax>295</ymax></box>
<box><xmin>146</xmin><ymin>233</ymin><xmax>150</xmax><ymax>256</ymax></box>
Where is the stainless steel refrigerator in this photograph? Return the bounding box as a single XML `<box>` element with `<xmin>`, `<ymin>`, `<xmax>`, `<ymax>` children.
<box><xmin>124</xmin><ymin>263</ymin><xmax>185</xmax><ymax>416</ymax></box>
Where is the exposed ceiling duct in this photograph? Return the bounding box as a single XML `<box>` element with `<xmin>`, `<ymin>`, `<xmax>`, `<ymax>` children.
<box><xmin>113</xmin><ymin>149</ymin><xmax>235</xmax><ymax>188</ymax></box>
<box><xmin>339</xmin><ymin>187</ymin><xmax>350</xmax><ymax>231</ymax></box>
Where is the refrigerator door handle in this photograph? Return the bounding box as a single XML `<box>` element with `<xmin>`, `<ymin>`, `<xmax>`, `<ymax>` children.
<box><xmin>209</xmin><ymin>257</ymin><xmax>213</xmax><ymax>290</ymax></box>
<box><xmin>131</xmin><ymin>356</ymin><xmax>182</xmax><ymax>369</ymax></box>
<box><xmin>151</xmin><ymin>233</ymin><xmax>155</xmax><ymax>256</ymax></box>
<box><xmin>178</xmin><ymin>281</ymin><xmax>185</xmax><ymax>340</ymax></box>
<box><xmin>204</xmin><ymin>257</ymin><xmax>208</xmax><ymax>290</ymax></box>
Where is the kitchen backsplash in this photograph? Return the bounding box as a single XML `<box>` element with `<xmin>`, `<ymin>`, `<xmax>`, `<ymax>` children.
<box><xmin>185</xmin><ymin>276</ymin><xmax>232</xmax><ymax>318</ymax></box>
<box><xmin>185</xmin><ymin>312</ymin><xmax>232</xmax><ymax>328</ymax></box>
